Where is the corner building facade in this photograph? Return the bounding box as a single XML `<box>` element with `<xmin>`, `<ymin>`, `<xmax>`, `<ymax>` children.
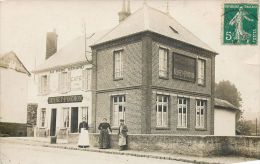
<box><xmin>91</xmin><ymin>5</ymin><xmax>217</xmax><ymax>135</ymax></box>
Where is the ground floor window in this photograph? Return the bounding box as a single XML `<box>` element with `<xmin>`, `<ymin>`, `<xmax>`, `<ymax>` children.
<box><xmin>40</xmin><ymin>108</ymin><xmax>46</xmax><ymax>127</ymax></box>
<box><xmin>156</xmin><ymin>95</ymin><xmax>169</xmax><ymax>127</ymax></box>
<box><xmin>196</xmin><ymin>100</ymin><xmax>206</xmax><ymax>128</ymax></box>
<box><xmin>62</xmin><ymin>107</ymin><xmax>70</xmax><ymax>128</ymax></box>
<box><xmin>177</xmin><ymin>98</ymin><xmax>188</xmax><ymax>128</ymax></box>
<box><xmin>112</xmin><ymin>95</ymin><xmax>125</xmax><ymax>126</ymax></box>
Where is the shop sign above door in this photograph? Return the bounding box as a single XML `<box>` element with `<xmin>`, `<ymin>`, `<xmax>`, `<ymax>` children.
<box><xmin>48</xmin><ymin>95</ymin><xmax>83</xmax><ymax>104</ymax></box>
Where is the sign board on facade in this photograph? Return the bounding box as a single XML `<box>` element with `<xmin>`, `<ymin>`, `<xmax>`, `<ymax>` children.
<box><xmin>48</xmin><ymin>95</ymin><xmax>83</xmax><ymax>104</ymax></box>
<box><xmin>173</xmin><ymin>54</ymin><xmax>196</xmax><ymax>82</ymax></box>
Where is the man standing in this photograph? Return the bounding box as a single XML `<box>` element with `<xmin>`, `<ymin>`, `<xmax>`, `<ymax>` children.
<box><xmin>118</xmin><ymin>119</ymin><xmax>128</xmax><ymax>150</ymax></box>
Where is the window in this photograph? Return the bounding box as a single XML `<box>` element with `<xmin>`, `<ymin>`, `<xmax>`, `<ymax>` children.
<box><xmin>59</xmin><ymin>71</ymin><xmax>71</xmax><ymax>93</ymax></box>
<box><xmin>114</xmin><ymin>50</ymin><xmax>123</xmax><ymax>79</ymax></box>
<box><xmin>113</xmin><ymin>95</ymin><xmax>125</xmax><ymax>126</ymax></box>
<box><xmin>39</xmin><ymin>75</ymin><xmax>49</xmax><ymax>94</ymax></box>
<box><xmin>159</xmin><ymin>48</ymin><xmax>168</xmax><ymax>78</ymax></box>
<box><xmin>40</xmin><ymin>108</ymin><xmax>46</xmax><ymax>127</ymax></box>
<box><xmin>82</xmin><ymin>69</ymin><xmax>91</xmax><ymax>91</ymax></box>
<box><xmin>156</xmin><ymin>95</ymin><xmax>169</xmax><ymax>127</ymax></box>
<box><xmin>198</xmin><ymin>59</ymin><xmax>205</xmax><ymax>85</ymax></box>
<box><xmin>196</xmin><ymin>100</ymin><xmax>206</xmax><ymax>128</ymax></box>
<box><xmin>81</xmin><ymin>107</ymin><xmax>88</xmax><ymax>121</ymax></box>
<box><xmin>62</xmin><ymin>107</ymin><xmax>70</xmax><ymax>128</ymax></box>
<box><xmin>177</xmin><ymin>98</ymin><xmax>188</xmax><ymax>128</ymax></box>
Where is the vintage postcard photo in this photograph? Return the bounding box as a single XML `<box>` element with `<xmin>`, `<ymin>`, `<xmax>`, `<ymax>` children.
<box><xmin>0</xmin><ymin>0</ymin><xmax>259</xmax><ymax>163</ymax></box>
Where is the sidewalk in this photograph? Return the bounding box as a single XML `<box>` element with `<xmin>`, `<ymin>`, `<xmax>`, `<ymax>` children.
<box><xmin>1</xmin><ymin>137</ymin><xmax>259</xmax><ymax>164</ymax></box>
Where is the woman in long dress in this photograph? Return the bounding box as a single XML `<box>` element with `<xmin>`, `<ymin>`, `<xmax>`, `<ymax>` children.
<box><xmin>98</xmin><ymin>118</ymin><xmax>112</xmax><ymax>149</ymax></box>
<box><xmin>78</xmin><ymin>117</ymin><xmax>89</xmax><ymax>148</ymax></box>
<box><xmin>118</xmin><ymin>119</ymin><xmax>128</xmax><ymax>151</ymax></box>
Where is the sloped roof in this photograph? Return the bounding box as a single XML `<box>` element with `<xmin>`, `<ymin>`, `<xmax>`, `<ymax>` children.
<box><xmin>93</xmin><ymin>5</ymin><xmax>216</xmax><ymax>53</ymax></box>
<box><xmin>214</xmin><ymin>98</ymin><xmax>239</xmax><ymax>111</ymax></box>
<box><xmin>33</xmin><ymin>29</ymin><xmax>110</xmax><ymax>73</ymax></box>
<box><xmin>0</xmin><ymin>51</ymin><xmax>31</xmax><ymax>76</ymax></box>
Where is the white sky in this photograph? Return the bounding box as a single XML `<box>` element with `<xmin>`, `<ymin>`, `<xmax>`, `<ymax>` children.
<box><xmin>0</xmin><ymin>0</ymin><xmax>259</xmax><ymax>120</ymax></box>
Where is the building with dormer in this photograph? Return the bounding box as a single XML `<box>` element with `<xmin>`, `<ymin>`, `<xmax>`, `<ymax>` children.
<box><xmin>90</xmin><ymin>1</ymin><xmax>217</xmax><ymax>135</ymax></box>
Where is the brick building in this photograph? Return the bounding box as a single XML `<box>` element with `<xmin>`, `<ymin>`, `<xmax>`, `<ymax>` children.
<box><xmin>91</xmin><ymin>2</ymin><xmax>217</xmax><ymax>134</ymax></box>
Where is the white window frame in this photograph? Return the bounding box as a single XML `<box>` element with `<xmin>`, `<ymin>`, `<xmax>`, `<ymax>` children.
<box><xmin>198</xmin><ymin>58</ymin><xmax>205</xmax><ymax>85</ymax></box>
<box><xmin>59</xmin><ymin>71</ymin><xmax>71</xmax><ymax>93</ymax></box>
<box><xmin>156</xmin><ymin>95</ymin><xmax>169</xmax><ymax>127</ymax></box>
<box><xmin>177</xmin><ymin>98</ymin><xmax>188</xmax><ymax>128</ymax></box>
<box><xmin>62</xmin><ymin>107</ymin><xmax>70</xmax><ymax>128</ymax></box>
<box><xmin>40</xmin><ymin>108</ymin><xmax>46</xmax><ymax>128</ymax></box>
<box><xmin>159</xmin><ymin>48</ymin><xmax>168</xmax><ymax>78</ymax></box>
<box><xmin>114</xmin><ymin>50</ymin><xmax>123</xmax><ymax>79</ymax></box>
<box><xmin>112</xmin><ymin>95</ymin><xmax>125</xmax><ymax>126</ymax></box>
<box><xmin>82</xmin><ymin>69</ymin><xmax>91</xmax><ymax>91</ymax></box>
<box><xmin>39</xmin><ymin>75</ymin><xmax>49</xmax><ymax>95</ymax></box>
<box><xmin>81</xmin><ymin>107</ymin><xmax>88</xmax><ymax>121</ymax></box>
<box><xmin>196</xmin><ymin>100</ymin><xmax>206</xmax><ymax>128</ymax></box>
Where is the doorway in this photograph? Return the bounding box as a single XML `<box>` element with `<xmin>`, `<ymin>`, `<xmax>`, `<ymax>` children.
<box><xmin>50</xmin><ymin>108</ymin><xmax>57</xmax><ymax>136</ymax></box>
<box><xmin>70</xmin><ymin>107</ymin><xmax>78</xmax><ymax>133</ymax></box>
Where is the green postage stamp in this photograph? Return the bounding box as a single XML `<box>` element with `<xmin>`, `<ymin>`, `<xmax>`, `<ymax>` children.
<box><xmin>223</xmin><ymin>1</ymin><xmax>258</xmax><ymax>45</ymax></box>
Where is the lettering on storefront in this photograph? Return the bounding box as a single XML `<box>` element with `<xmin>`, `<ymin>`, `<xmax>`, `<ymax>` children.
<box><xmin>48</xmin><ymin>95</ymin><xmax>83</xmax><ymax>104</ymax></box>
<box><xmin>173</xmin><ymin>54</ymin><xmax>196</xmax><ymax>82</ymax></box>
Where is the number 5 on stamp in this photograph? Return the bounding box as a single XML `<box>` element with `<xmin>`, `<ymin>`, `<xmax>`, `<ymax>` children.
<box><xmin>223</xmin><ymin>3</ymin><xmax>258</xmax><ymax>45</ymax></box>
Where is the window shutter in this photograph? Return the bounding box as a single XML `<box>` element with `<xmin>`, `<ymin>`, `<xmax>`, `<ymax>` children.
<box><xmin>38</xmin><ymin>76</ymin><xmax>42</xmax><ymax>95</ymax></box>
<box><xmin>82</xmin><ymin>70</ymin><xmax>86</xmax><ymax>91</ymax></box>
<box><xmin>58</xmin><ymin>73</ymin><xmax>61</xmax><ymax>93</ymax></box>
<box><xmin>47</xmin><ymin>75</ymin><xmax>50</xmax><ymax>94</ymax></box>
<box><xmin>67</xmin><ymin>72</ymin><xmax>71</xmax><ymax>92</ymax></box>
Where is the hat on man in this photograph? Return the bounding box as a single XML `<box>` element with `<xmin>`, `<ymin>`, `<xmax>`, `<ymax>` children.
<box><xmin>120</xmin><ymin>119</ymin><xmax>124</xmax><ymax>122</ymax></box>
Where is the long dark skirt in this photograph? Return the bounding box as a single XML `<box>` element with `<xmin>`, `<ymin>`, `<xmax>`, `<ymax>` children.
<box><xmin>99</xmin><ymin>129</ymin><xmax>110</xmax><ymax>149</ymax></box>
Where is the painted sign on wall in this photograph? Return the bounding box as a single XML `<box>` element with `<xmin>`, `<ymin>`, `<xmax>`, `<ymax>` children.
<box><xmin>173</xmin><ymin>54</ymin><xmax>196</xmax><ymax>82</ymax></box>
<box><xmin>48</xmin><ymin>95</ymin><xmax>83</xmax><ymax>104</ymax></box>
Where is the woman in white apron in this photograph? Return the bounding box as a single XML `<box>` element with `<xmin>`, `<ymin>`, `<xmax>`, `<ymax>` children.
<box><xmin>78</xmin><ymin>117</ymin><xmax>89</xmax><ymax>148</ymax></box>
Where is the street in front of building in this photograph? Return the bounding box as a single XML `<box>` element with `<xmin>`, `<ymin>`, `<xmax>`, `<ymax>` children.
<box><xmin>0</xmin><ymin>141</ymin><xmax>189</xmax><ymax>164</ymax></box>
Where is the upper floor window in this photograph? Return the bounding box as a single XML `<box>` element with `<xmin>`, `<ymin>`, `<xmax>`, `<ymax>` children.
<box><xmin>59</xmin><ymin>71</ymin><xmax>71</xmax><ymax>93</ymax></box>
<box><xmin>40</xmin><ymin>108</ymin><xmax>46</xmax><ymax>127</ymax></box>
<box><xmin>156</xmin><ymin>95</ymin><xmax>169</xmax><ymax>127</ymax></box>
<box><xmin>177</xmin><ymin>97</ymin><xmax>188</xmax><ymax>128</ymax></box>
<box><xmin>112</xmin><ymin>95</ymin><xmax>125</xmax><ymax>126</ymax></box>
<box><xmin>81</xmin><ymin>107</ymin><xmax>88</xmax><ymax>122</ymax></box>
<box><xmin>196</xmin><ymin>100</ymin><xmax>206</xmax><ymax>128</ymax></box>
<box><xmin>159</xmin><ymin>48</ymin><xmax>168</xmax><ymax>78</ymax></box>
<box><xmin>62</xmin><ymin>107</ymin><xmax>70</xmax><ymax>128</ymax></box>
<box><xmin>82</xmin><ymin>69</ymin><xmax>91</xmax><ymax>91</ymax></box>
<box><xmin>198</xmin><ymin>59</ymin><xmax>206</xmax><ymax>85</ymax></box>
<box><xmin>114</xmin><ymin>50</ymin><xmax>123</xmax><ymax>79</ymax></box>
<box><xmin>39</xmin><ymin>75</ymin><xmax>49</xmax><ymax>95</ymax></box>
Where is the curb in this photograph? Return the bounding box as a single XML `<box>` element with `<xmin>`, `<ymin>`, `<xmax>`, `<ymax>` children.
<box><xmin>41</xmin><ymin>144</ymin><xmax>222</xmax><ymax>164</ymax></box>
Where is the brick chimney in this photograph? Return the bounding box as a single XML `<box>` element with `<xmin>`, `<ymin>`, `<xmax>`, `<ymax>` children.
<box><xmin>118</xmin><ymin>0</ymin><xmax>131</xmax><ymax>22</ymax></box>
<box><xmin>46</xmin><ymin>29</ymin><xmax>58</xmax><ymax>60</ymax></box>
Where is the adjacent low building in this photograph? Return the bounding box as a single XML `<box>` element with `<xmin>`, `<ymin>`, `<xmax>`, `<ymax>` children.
<box><xmin>0</xmin><ymin>51</ymin><xmax>31</xmax><ymax>136</ymax></box>
<box><xmin>214</xmin><ymin>98</ymin><xmax>240</xmax><ymax>136</ymax></box>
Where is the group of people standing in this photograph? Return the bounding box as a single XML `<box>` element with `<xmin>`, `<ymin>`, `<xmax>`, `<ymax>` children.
<box><xmin>77</xmin><ymin>118</ymin><xmax>128</xmax><ymax>151</ymax></box>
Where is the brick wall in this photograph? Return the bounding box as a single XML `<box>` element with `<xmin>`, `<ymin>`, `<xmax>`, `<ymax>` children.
<box><xmin>68</xmin><ymin>133</ymin><xmax>260</xmax><ymax>158</ymax></box>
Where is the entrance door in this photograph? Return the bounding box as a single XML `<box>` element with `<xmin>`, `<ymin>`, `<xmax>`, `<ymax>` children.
<box><xmin>50</xmin><ymin>108</ymin><xmax>57</xmax><ymax>136</ymax></box>
<box><xmin>71</xmin><ymin>107</ymin><xmax>78</xmax><ymax>133</ymax></box>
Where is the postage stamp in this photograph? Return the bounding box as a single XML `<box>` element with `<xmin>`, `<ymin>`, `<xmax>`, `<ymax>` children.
<box><xmin>223</xmin><ymin>2</ymin><xmax>258</xmax><ymax>45</ymax></box>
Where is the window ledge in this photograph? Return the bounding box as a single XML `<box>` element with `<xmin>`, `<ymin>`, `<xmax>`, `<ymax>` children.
<box><xmin>38</xmin><ymin>127</ymin><xmax>46</xmax><ymax>129</ymax></box>
<box><xmin>198</xmin><ymin>84</ymin><xmax>206</xmax><ymax>87</ymax></box>
<box><xmin>113</xmin><ymin>78</ymin><xmax>123</xmax><ymax>81</ymax></box>
<box><xmin>159</xmin><ymin>76</ymin><xmax>169</xmax><ymax>80</ymax></box>
<box><xmin>156</xmin><ymin>126</ymin><xmax>170</xmax><ymax>130</ymax></box>
<box><xmin>177</xmin><ymin>127</ymin><xmax>188</xmax><ymax>130</ymax></box>
<box><xmin>59</xmin><ymin>128</ymin><xmax>69</xmax><ymax>130</ymax></box>
<box><xmin>195</xmin><ymin>127</ymin><xmax>207</xmax><ymax>131</ymax></box>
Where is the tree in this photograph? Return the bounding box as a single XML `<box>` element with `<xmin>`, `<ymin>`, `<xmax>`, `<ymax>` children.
<box><xmin>215</xmin><ymin>80</ymin><xmax>251</xmax><ymax>135</ymax></box>
<box><xmin>215</xmin><ymin>80</ymin><xmax>242</xmax><ymax>108</ymax></box>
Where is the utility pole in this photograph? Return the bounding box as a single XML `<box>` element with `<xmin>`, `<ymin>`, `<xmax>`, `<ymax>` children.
<box><xmin>256</xmin><ymin>118</ymin><xmax>258</xmax><ymax>136</ymax></box>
